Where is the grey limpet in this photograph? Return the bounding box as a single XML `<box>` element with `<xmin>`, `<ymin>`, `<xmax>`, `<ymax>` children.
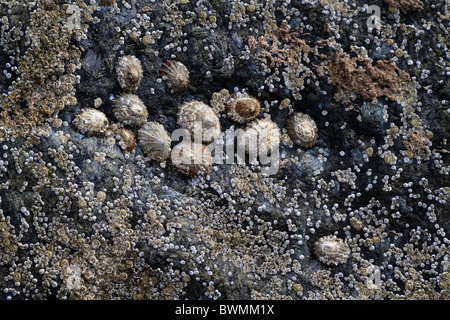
<box><xmin>313</xmin><ymin>235</ymin><xmax>350</xmax><ymax>266</ymax></box>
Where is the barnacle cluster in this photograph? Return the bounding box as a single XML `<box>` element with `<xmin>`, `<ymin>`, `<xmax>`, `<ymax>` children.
<box><xmin>210</xmin><ymin>89</ymin><xmax>231</xmax><ymax>114</ymax></box>
<box><xmin>329</xmin><ymin>50</ymin><xmax>411</xmax><ymax>104</ymax></box>
<box><xmin>384</xmin><ymin>0</ymin><xmax>424</xmax><ymax>12</ymax></box>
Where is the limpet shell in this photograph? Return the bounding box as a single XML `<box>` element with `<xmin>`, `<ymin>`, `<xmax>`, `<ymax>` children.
<box><xmin>177</xmin><ymin>100</ymin><xmax>221</xmax><ymax>144</ymax></box>
<box><xmin>245</xmin><ymin>118</ymin><xmax>280</xmax><ymax>156</ymax></box>
<box><xmin>313</xmin><ymin>235</ymin><xmax>350</xmax><ymax>266</ymax></box>
<box><xmin>138</xmin><ymin>122</ymin><xmax>171</xmax><ymax>162</ymax></box>
<box><xmin>286</xmin><ymin>112</ymin><xmax>318</xmax><ymax>148</ymax></box>
<box><xmin>73</xmin><ymin>108</ymin><xmax>108</xmax><ymax>136</ymax></box>
<box><xmin>112</xmin><ymin>93</ymin><xmax>148</xmax><ymax>126</ymax></box>
<box><xmin>160</xmin><ymin>60</ymin><xmax>190</xmax><ymax>92</ymax></box>
<box><xmin>115</xmin><ymin>55</ymin><xmax>143</xmax><ymax>92</ymax></box>
<box><xmin>225</xmin><ymin>93</ymin><xmax>261</xmax><ymax>123</ymax></box>
<box><xmin>170</xmin><ymin>140</ymin><xmax>212</xmax><ymax>177</ymax></box>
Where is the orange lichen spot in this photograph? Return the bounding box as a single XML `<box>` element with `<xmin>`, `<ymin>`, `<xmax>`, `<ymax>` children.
<box><xmin>100</xmin><ymin>0</ymin><xmax>116</xmax><ymax>7</ymax></box>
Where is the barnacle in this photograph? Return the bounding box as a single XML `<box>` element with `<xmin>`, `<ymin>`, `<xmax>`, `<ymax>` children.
<box><xmin>286</xmin><ymin>112</ymin><xmax>318</xmax><ymax>148</ymax></box>
<box><xmin>112</xmin><ymin>93</ymin><xmax>148</xmax><ymax>126</ymax></box>
<box><xmin>138</xmin><ymin>122</ymin><xmax>171</xmax><ymax>162</ymax></box>
<box><xmin>73</xmin><ymin>108</ymin><xmax>108</xmax><ymax>136</ymax></box>
<box><xmin>170</xmin><ymin>140</ymin><xmax>212</xmax><ymax>177</ymax></box>
<box><xmin>225</xmin><ymin>93</ymin><xmax>261</xmax><ymax>123</ymax></box>
<box><xmin>313</xmin><ymin>235</ymin><xmax>350</xmax><ymax>266</ymax></box>
<box><xmin>177</xmin><ymin>100</ymin><xmax>221</xmax><ymax>144</ymax></box>
<box><xmin>115</xmin><ymin>55</ymin><xmax>143</xmax><ymax>92</ymax></box>
<box><xmin>160</xmin><ymin>60</ymin><xmax>190</xmax><ymax>92</ymax></box>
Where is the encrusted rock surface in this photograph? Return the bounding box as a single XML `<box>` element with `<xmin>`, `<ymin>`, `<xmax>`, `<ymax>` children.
<box><xmin>0</xmin><ymin>0</ymin><xmax>448</xmax><ymax>301</ymax></box>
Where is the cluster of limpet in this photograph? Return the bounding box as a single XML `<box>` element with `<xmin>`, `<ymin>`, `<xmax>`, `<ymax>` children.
<box><xmin>160</xmin><ymin>60</ymin><xmax>190</xmax><ymax>92</ymax></box>
<box><xmin>115</xmin><ymin>55</ymin><xmax>143</xmax><ymax>92</ymax></box>
<box><xmin>225</xmin><ymin>93</ymin><xmax>261</xmax><ymax>123</ymax></box>
<box><xmin>245</xmin><ymin>118</ymin><xmax>280</xmax><ymax>156</ymax></box>
<box><xmin>286</xmin><ymin>112</ymin><xmax>318</xmax><ymax>148</ymax></box>
<box><xmin>73</xmin><ymin>108</ymin><xmax>109</xmax><ymax>136</ymax></box>
<box><xmin>138</xmin><ymin>122</ymin><xmax>171</xmax><ymax>162</ymax></box>
<box><xmin>177</xmin><ymin>100</ymin><xmax>221</xmax><ymax>144</ymax></box>
<box><xmin>112</xmin><ymin>93</ymin><xmax>148</xmax><ymax>126</ymax></box>
<box><xmin>170</xmin><ymin>141</ymin><xmax>213</xmax><ymax>177</ymax></box>
<box><xmin>313</xmin><ymin>235</ymin><xmax>351</xmax><ymax>266</ymax></box>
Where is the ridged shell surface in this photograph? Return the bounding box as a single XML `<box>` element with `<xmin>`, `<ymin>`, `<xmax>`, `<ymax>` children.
<box><xmin>160</xmin><ymin>60</ymin><xmax>189</xmax><ymax>92</ymax></box>
<box><xmin>170</xmin><ymin>141</ymin><xmax>212</xmax><ymax>177</ymax></box>
<box><xmin>286</xmin><ymin>112</ymin><xmax>318</xmax><ymax>148</ymax></box>
<box><xmin>138</xmin><ymin>122</ymin><xmax>171</xmax><ymax>162</ymax></box>
<box><xmin>115</xmin><ymin>128</ymin><xmax>136</xmax><ymax>153</ymax></box>
<box><xmin>313</xmin><ymin>235</ymin><xmax>350</xmax><ymax>266</ymax></box>
<box><xmin>112</xmin><ymin>93</ymin><xmax>148</xmax><ymax>126</ymax></box>
<box><xmin>244</xmin><ymin>118</ymin><xmax>280</xmax><ymax>156</ymax></box>
<box><xmin>226</xmin><ymin>93</ymin><xmax>261</xmax><ymax>123</ymax></box>
<box><xmin>73</xmin><ymin>108</ymin><xmax>108</xmax><ymax>136</ymax></box>
<box><xmin>116</xmin><ymin>55</ymin><xmax>143</xmax><ymax>92</ymax></box>
<box><xmin>177</xmin><ymin>100</ymin><xmax>221</xmax><ymax>144</ymax></box>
